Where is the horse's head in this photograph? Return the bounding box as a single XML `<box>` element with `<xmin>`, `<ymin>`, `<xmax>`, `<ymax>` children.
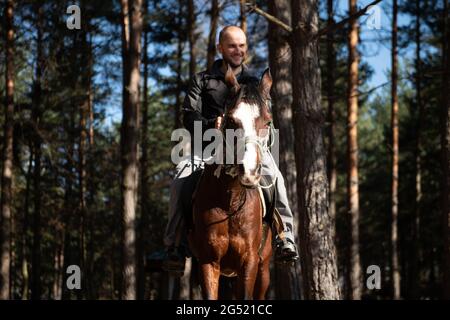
<box><xmin>222</xmin><ymin>65</ymin><xmax>273</xmax><ymax>187</ymax></box>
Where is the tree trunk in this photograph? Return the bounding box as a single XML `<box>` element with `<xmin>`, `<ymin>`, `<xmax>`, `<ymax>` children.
<box><xmin>120</xmin><ymin>0</ymin><xmax>143</xmax><ymax>300</ymax></box>
<box><xmin>31</xmin><ymin>2</ymin><xmax>43</xmax><ymax>300</ymax></box>
<box><xmin>79</xmin><ymin>41</ymin><xmax>88</xmax><ymax>298</ymax></box>
<box><xmin>239</xmin><ymin>0</ymin><xmax>247</xmax><ymax>33</ymax></box>
<box><xmin>326</xmin><ymin>0</ymin><xmax>337</xmax><ymax>241</ymax></box>
<box><xmin>291</xmin><ymin>0</ymin><xmax>341</xmax><ymax>300</ymax></box>
<box><xmin>137</xmin><ymin>0</ymin><xmax>149</xmax><ymax>299</ymax></box>
<box><xmin>268</xmin><ymin>0</ymin><xmax>301</xmax><ymax>300</ymax></box>
<box><xmin>188</xmin><ymin>0</ymin><xmax>196</xmax><ymax>81</ymax></box>
<box><xmin>441</xmin><ymin>0</ymin><xmax>450</xmax><ymax>300</ymax></box>
<box><xmin>85</xmin><ymin>29</ymin><xmax>95</xmax><ymax>301</ymax></box>
<box><xmin>390</xmin><ymin>0</ymin><xmax>401</xmax><ymax>300</ymax></box>
<box><xmin>0</xmin><ymin>0</ymin><xmax>14</xmax><ymax>300</ymax></box>
<box><xmin>207</xmin><ymin>0</ymin><xmax>219</xmax><ymax>71</ymax></box>
<box><xmin>410</xmin><ymin>0</ymin><xmax>423</xmax><ymax>299</ymax></box>
<box><xmin>21</xmin><ymin>144</ymin><xmax>33</xmax><ymax>300</ymax></box>
<box><xmin>347</xmin><ymin>0</ymin><xmax>362</xmax><ymax>300</ymax></box>
<box><xmin>174</xmin><ymin>0</ymin><xmax>184</xmax><ymax>129</ymax></box>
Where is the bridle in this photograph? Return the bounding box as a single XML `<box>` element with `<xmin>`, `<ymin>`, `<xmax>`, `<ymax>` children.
<box><xmin>216</xmin><ymin>85</ymin><xmax>277</xmax><ymax>190</ymax></box>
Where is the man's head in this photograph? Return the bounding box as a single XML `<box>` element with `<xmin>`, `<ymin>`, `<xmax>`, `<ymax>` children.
<box><xmin>217</xmin><ymin>26</ymin><xmax>247</xmax><ymax>69</ymax></box>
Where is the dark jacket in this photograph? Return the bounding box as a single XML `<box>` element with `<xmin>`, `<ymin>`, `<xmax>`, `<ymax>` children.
<box><xmin>182</xmin><ymin>59</ymin><xmax>259</xmax><ymax>137</ymax></box>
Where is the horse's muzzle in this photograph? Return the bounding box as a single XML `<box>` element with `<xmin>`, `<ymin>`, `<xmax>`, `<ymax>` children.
<box><xmin>239</xmin><ymin>164</ymin><xmax>262</xmax><ymax>188</ymax></box>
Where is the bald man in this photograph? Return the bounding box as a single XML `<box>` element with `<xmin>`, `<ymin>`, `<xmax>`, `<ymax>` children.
<box><xmin>163</xmin><ymin>26</ymin><xmax>298</xmax><ymax>274</ymax></box>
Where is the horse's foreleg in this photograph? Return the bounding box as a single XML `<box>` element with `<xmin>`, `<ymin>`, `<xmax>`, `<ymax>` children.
<box><xmin>253</xmin><ymin>260</ymin><xmax>270</xmax><ymax>300</ymax></box>
<box><xmin>235</xmin><ymin>255</ymin><xmax>259</xmax><ymax>300</ymax></box>
<box><xmin>254</xmin><ymin>227</ymin><xmax>272</xmax><ymax>300</ymax></box>
<box><xmin>199</xmin><ymin>262</ymin><xmax>221</xmax><ymax>300</ymax></box>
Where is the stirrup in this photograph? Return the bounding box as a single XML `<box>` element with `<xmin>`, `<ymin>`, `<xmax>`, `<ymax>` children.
<box><xmin>275</xmin><ymin>238</ymin><xmax>299</xmax><ymax>264</ymax></box>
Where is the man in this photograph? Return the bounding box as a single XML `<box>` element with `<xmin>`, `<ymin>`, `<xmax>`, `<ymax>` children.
<box><xmin>164</xmin><ymin>26</ymin><xmax>298</xmax><ymax>273</ymax></box>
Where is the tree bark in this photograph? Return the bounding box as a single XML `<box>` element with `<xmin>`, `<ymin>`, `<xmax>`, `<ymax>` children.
<box><xmin>390</xmin><ymin>0</ymin><xmax>401</xmax><ymax>300</ymax></box>
<box><xmin>239</xmin><ymin>0</ymin><xmax>247</xmax><ymax>33</ymax></box>
<box><xmin>268</xmin><ymin>0</ymin><xmax>301</xmax><ymax>300</ymax></box>
<box><xmin>441</xmin><ymin>0</ymin><xmax>450</xmax><ymax>300</ymax></box>
<box><xmin>188</xmin><ymin>0</ymin><xmax>196</xmax><ymax>81</ymax></box>
<box><xmin>174</xmin><ymin>0</ymin><xmax>184</xmax><ymax>129</ymax></box>
<box><xmin>61</xmin><ymin>110</ymin><xmax>75</xmax><ymax>300</ymax></box>
<box><xmin>79</xmin><ymin>38</ymin><xmax>88</xmax><ymax>298</ymax></box>
<box><xmin>410</xmin><ymin>0</ymin><xmax>423</xmax><ymax>299</ymax></box>
<box><xmin>347</xmin><ymin>0</ymin><xmax>362</xmax><ymax>300</ymax></box>
<box><xmin>137</xmin><ymin>0</ymin><xmax>149</xmax><ymax>299</ymax></box>
<box><xmin>21</xmin><ymin>144</ymin><xmax>33</xmax><ymax>300</ymax></box>
<box><xmin>120</xmin><ymin>0</ymin><xmax>143</xmax><ymax>300</ymax></box>
<box><xmin>291</xmin><ymin>0</ymin><xmax>341</xmax><ymax>300</ymax></box>
<box><xmin>207</xmin><ymin>0</ymin><xmax>219</xmax><ymax>71</ymax></box>
<box><xmin>31</xmin><ymin>2</ymin><xmax>43</xmax><ymax>300</ymax></box>
<box><xmin>326</xmin><ymin>0</ymin><xmax>337</xmax><ymax>241</ymax></box>
<box><xmin>0</xmin><ymin>0</ymin><xmax>14</xmax><ymax>300</ymax></box>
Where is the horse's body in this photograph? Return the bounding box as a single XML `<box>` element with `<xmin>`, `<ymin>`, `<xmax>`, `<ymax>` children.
<box><xmin>188</xmin><ymin>66</ymin><xmax>274</xmax><ymax>300</ymax></box>
<box><xmin>188</xmin><ymin>164</ymin><xmax>272</xmax><ymax>300</ymax></box>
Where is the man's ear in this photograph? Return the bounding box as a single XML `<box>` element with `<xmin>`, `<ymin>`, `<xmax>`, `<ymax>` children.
<box><xmin>224</xmin><ymin>64</ymin><xmax>240</xmax><ymax>93</ymax></box>
<box><xmin>217</xmin><ymin>42</ymin><xmax>222</xmax><ymax>55</ymax></box>
<box><xmin>259</xmin><ymin>68</ymin><xmax>272</xmax><ymax>99</ymax></box>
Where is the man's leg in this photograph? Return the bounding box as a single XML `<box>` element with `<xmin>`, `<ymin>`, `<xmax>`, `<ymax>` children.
<box><xmin>163</xmin><ymin>159</ymin><xmax>195</xmax><ymax>273</ymax></box>
<box><xmin>163</xmin><ymin>159</ymin><xmax>191</xmax><ymax>248</ymax></box>
<box><xmin>261</xmin><ymin>150</ymin><xmax>299</xmax><ymax>262</ymax></box>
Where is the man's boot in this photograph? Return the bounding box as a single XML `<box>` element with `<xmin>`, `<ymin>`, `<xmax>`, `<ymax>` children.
<box><xmin>274</xmin><ymin>237</ymin><xmax>299</xmax><ymax>264</ymax></box>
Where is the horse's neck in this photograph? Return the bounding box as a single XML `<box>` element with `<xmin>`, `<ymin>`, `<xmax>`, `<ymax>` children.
<box><xmin>205</xmin><ymin>164</ymin><xmax>245</xmax><ymax>195</ymax></box>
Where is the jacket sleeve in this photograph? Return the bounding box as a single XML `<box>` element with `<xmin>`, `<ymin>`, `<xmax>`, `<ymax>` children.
<box><xmin>182</xmin><ymin>74</ymin><xmax>216</xmax><ymax>135</ymax></box>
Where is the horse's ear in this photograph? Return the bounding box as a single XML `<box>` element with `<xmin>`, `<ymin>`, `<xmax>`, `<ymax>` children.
<box><xmin>259</xmin><ymin>68</ymin><xmax>272</xmax><ymax>99</ymax></box>
<box><xmin>224</xmin><ymin>64</ymin><xmax>240</xmax><ymax>94</ymax></box>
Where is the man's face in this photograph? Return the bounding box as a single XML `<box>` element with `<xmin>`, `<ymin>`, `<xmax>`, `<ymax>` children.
<box><xmin>218</xmin><ymin>29</ymin><xmax>247</xmax><ymax>68</ymax></box>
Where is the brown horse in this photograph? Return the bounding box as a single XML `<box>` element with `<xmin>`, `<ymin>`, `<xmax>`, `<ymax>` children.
<box><xmin>188</xmin><ymin>66</ymin><xmax>274</xmax><ymax>300</ymax></box>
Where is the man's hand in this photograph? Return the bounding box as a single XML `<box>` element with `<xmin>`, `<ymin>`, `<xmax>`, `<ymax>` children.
<box><xmin>215</xmin><ymin>115</ymin><xmax>224</xmax><ymax>129</ymax></box>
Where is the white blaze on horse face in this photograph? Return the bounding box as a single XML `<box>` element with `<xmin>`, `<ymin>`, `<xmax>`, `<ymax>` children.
<box><xmin>232</xmin><ymin>102</ymin><xmax>260</xmax><ymax>179</ymax></box>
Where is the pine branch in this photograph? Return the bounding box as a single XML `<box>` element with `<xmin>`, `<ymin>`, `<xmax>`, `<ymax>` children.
<box><xmin>248</xmin><ymin>0</ymin><xmax>383</xmax><ymax>42</ymax></box>
<box><xmin>247</xmin><ymin>3</ymin><xmax>292</xmax><ymax>33</ymax></box>
<box><xmin>315</xmin><ymin>0</ymin><xmax>383</xmax><ymax>40</ymax></box>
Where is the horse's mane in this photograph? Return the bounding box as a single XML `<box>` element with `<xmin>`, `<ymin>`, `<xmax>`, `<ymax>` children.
<box><xmin>226</xmin><ymin>77</ymin><xmax>271</xmax><ymax>122</ymax></box>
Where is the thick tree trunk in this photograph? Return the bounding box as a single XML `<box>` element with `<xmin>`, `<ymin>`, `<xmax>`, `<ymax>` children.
<box><xmin>31</xmin><ymin>3</ymin><xmax>43</xmax><ymax>300</ymax></box>
<box><xmin>291</xmin><ymin>0</ymin><xmax>341</xmax><ymax>300</ymax></box>
<box><xmin>268</xmin><ymin>0</ymin><xmax>300</xmax><ymax>300</ymax></box>
<box><xmin>207</xmin><ymin>0</ymin><xmax>219</xmax><ymax>71</ymax></box>
<box><xmin>137</xmin><ymin>2</ymin><xmax>149</xmax><ymax>299</ymax></box>
<box><xmin>441</xmin><ymin>0</ymin><xmax>450</xmax><ymax>300</ymax></box>
<box><xmin>120</xmin><ymin>0</ymin><xmax>143</xmax><ymax>300</ymax></box>
<box><xmin>390</xmin><ymin>0</ymin><xmax>401</xmax><ymax>300</ymax></box>
<box><xmin>347</xmin><ymin>0</ymin><xmax>362</xmax><ymax>300</ymax></box>
<box><xmin>0</xmin><ymin>0</ymin><xmax>14</xmax><ymax>300</ymax></box>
